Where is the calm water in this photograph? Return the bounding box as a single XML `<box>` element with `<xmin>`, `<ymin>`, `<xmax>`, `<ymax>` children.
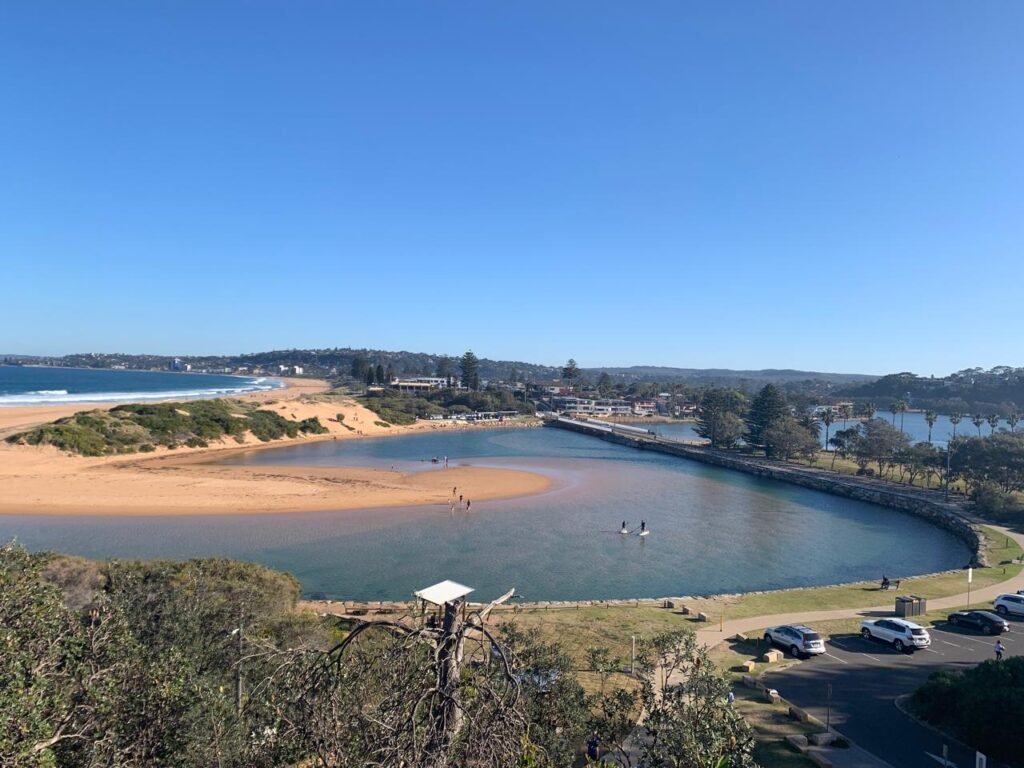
<box><xmin>637</xmin><ymin>412</ymin><xmax>1019</xmax><ymax>449</ymax></box>
<box><xmin>0</xmin><ymin>366</ymin><xmax>280</xmax><ymax>406</ymax></box>
<box><xmin>1</xmin><ymin>427</ymin><xmax>970</xmax><ymax>602</ymax></box>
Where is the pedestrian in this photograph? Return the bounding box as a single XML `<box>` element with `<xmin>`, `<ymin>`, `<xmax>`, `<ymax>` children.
<box><xmin>466</xmin><ymin>499</ymin><xmax>471</xmax><ymax>511</ymax></box>
<box><xmin>995</xmin><ymin>639</ymin><xmax>1006</xmax><ymax>661</ymax></box>
<box><xmin>727</xmin><ymin>690</ymin><xmax>735</xmax><ymax>706</ymax></box>
<box><xmin>459</xmin><ymin>494</ymin><xmax>463</xmax><ymax>503</ymax></box>
<box><xmin>452</xmin><ymin>486</ymin><xmax>457</xmax><ymax>496</ymax></box>
<box><xmin>586</xmin><ymin>734</ymin><xmax>600</xmax><ymax>760</ymax></box>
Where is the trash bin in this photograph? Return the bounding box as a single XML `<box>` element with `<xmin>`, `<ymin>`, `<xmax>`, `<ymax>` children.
<box><xmin>895</xmin><ymin>596</ymin><xmax>914</xmax><ymax>617</ymax></box>
<box><xmin>910</xmin><ymin>595</ymin><xmax>927</xmax><ymax>616</ymax></box>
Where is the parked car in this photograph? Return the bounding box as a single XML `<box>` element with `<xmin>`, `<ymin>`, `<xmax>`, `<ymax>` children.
<box><xmin>947</xmin><ymin>610</ymin><xmax>1009</xmax><ymax>634</ymax></box>
<box><xmin>763</xmin><ymin>624</ymin><xmax>826</xmax><ymax>657</ymax></box>
<box><xmin>860</xmin><ymin>618</ymin><xmax>931</xmax><ymax>652</ymax></box>
<box><xmin>994</xmin><ymin>593</ymin><xmax>1024</xmax><ymax>618</ymax></box>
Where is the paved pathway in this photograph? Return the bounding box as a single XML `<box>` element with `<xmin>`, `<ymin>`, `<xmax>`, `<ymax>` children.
<box><xmin>695</xmin><ymin>524</ymin><xmax>1024</xmax><ymax>649</ymax></box>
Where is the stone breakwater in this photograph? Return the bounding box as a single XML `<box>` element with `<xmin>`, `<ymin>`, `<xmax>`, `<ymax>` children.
<box><xmin>547</xmin><ymin>418</ymin><xmax>986</xmax><ymax>568</ymax></box>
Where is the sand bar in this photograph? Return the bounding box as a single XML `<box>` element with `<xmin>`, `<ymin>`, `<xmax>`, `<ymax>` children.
<box><xmin>0</xmin><ymin>379</ymin><xmax>551</xmax><ymax>516</ymax></box>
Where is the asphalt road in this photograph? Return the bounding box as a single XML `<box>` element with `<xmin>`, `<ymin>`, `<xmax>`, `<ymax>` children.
<box><xmin>765</xmin><ymin>611</ymin><xmax>1022</xmax><ymax>768</ymax></box>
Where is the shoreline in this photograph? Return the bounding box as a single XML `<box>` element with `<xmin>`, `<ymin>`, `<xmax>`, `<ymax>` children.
<box><xmin>0</xmin><ymin>381</ymin><xmax>552</xmax><ymax>517</ymax></box>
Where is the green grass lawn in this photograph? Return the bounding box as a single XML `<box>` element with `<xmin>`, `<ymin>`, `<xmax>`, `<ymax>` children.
<box><xmin>492</xmin><ymin>527</ymin><xmax>1021</xmax><ymax>666</ymax></box>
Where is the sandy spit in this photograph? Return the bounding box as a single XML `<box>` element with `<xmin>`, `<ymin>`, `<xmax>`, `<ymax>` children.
<box><xmin>0</xmin><ymin>379</ymin><xmax>550</xmax><ymax>517</ymax></box>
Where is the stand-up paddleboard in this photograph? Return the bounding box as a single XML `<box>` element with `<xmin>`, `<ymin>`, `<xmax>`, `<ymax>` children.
<box><xmin>620</xmin><ymin>527</ymin><xmax>629</xmax><ymax>535</ymax></box>
<box><xmin>638</xmin><ymin>530</ymin><xmax>650</xmax><ymax>537</ymax></box>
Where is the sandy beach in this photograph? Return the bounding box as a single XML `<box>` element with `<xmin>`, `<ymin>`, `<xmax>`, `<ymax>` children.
<box><xmin>0</xmin><ymin>378</ymin><xmax>550</xmax><ymax>516</ymax></box>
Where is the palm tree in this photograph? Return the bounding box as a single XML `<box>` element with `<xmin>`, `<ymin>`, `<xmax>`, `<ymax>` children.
<box><xmin>889</xmin><ymin>402</ymin><xmax>899</xmax><ymax>426</ymax></box>
<box><xmin>862</xmin><ymin>401</ymin><xmax>876</xmax><ymax>420</ymax></box>
<box><xmin>972</xmin><ymin>413</ymin><xmax>985</xmax><ymax>437</ymax></box>
<box><xmin>925</xmin><ymin>410</ymin><xmax>938</xmax><ymax>443</ymax></box>
<box><xmin>839</xmin><ymin>403</ymin><xmax>853</xmax><ymax>429</ymax></box>
<box><xmin>821</xmin><ymin>409</ymin><xmax>835</xmax><ymax>458</ymax></box>
<box><xmin>987</xmin><ymin>414</ymin><xmax>1000</xmax><ymax>435</ymax></box>
<box><xmin>896</xmin><ymin>400</ymin><xmax>908</xmax><ymax>433</ymax></box>
<box><xmin>950</xmin><ymin>412</ymin><xmax>962</xmax><ymax>439</ymax></box>
<box><xmin>1009</xmin><ymin>413</ymin><xmax>1020</xmax><ymax>433</ymax></box>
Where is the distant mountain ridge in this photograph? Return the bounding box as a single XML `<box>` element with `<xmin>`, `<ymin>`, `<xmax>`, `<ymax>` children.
<box><xmin>583</xmin><ymin>366</ymin><xmax>875</xmax><ymax>385</ymax></box>
<box><xmin>5</xmin><ymin>349</ymin><xmax>874</xmax><ymax>387</ymax></box>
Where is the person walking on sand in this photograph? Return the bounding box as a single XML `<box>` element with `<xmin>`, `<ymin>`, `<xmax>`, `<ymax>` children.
<box><xmin>995</xmin><ymin>639</ymin><xmax>1006</xmax><ymax>661</ymax></box>
<box><xmin>466</xmin><ymin>499</ymin><xmax>471</xmax><ymax>511</ymax></box>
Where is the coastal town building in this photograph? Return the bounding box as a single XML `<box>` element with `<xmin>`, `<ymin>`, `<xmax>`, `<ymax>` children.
<box><xmin>390</xmin><ymin>376</ymin><xmax>457</xmax><ymax>393</ymax></box>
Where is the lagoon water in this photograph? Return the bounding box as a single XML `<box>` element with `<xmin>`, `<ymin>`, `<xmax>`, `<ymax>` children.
<box><xmin>2</xmin><ymin>427</ymin><xmax>970</xmax><ymax>602</ymax></box>
<box><xmin>0</xmin><ymin>366</ymin><xmax>280</xmax><ymax>406</ymax></box>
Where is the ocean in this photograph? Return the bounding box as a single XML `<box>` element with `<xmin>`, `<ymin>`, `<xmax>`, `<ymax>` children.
<box><xmin>0</xmin><ymin>366</ymin><xmax>282</xmax><ymax>406</ymax></box>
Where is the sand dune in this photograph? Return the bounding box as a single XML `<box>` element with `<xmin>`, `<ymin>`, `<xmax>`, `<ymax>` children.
<box><xmin>0</xmin><ymin>379</ymin><xmax>549</xmax><ymax>517</ymax></box>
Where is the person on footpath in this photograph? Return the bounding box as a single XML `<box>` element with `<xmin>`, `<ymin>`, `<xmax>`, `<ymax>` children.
<box><xmin>995</xmin><ymin>639</ymin><xmax>1006</xmax><ymax>661</ymax></box>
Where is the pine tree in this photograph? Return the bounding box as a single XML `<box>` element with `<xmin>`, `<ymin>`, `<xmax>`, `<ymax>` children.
<box><xmin>460</xmin><ymin>351</ymin><xmax>480</xmax><ymax>391</ymax></box>
<box><xmin>746</xmin><ymin>384</ymin><xmax>789</xmax><ymax>449</ymax></box>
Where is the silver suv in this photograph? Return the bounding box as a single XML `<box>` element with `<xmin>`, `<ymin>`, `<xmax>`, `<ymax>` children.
<box><xmin>860</xmin><ymin>618</ymin><xmax>931</xmax><ymax>652</ymax></box>
<box><xmin>763</xmin><ymin>625</ymin><xmax>826</xmax><ymax>657</ymax></box>
<box><xmin>994</xmin><ymin>593</ymin><xmax>1024</xmax><ymax>617</ymax></box>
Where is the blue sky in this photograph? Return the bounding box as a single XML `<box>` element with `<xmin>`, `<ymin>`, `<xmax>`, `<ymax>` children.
<box><xmin>2</xmin><ymin>2</ymin><xmax>1022</xmax><ymax>375</ymax></box>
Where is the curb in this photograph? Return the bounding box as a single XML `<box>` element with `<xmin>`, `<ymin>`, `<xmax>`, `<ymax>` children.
<box><xmin>893</xmin><ymin>694</ymin><xmax>976</xmax><ymax>754</ymax></box>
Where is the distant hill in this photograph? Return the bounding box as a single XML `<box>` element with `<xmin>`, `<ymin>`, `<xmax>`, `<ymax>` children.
<box><xmin>840</xmin><ymin>367</ymin><xmax>1024</xmax><ymax>414</ymax></box>
<box><xmin>583</xmin><ymin>366</ymin><xmax>875</xmax><ymax>386</ymax></box>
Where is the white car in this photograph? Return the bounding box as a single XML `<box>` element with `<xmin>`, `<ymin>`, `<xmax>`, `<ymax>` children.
<box><xmin>994</xmin><ymin>593</ymin><xmax>1024</xmax><ymax>618</ymax></box>
<box><xmin>860</xmin><ymin>618</ymin><xmax>931</xmax><ymax>652</ymax></box>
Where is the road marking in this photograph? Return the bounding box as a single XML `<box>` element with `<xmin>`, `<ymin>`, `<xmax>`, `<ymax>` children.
<box><xmin>829</xmin><ymin>639</ymin><xmax>882</xmax><ymax>662</ymax></box>
<box><xmin>936</xmin><ymin>632</ymin><xmax>1001</xmax><ymax>648</ymax></box>
<box><xmin>921</xmin><ymin>648</ymin><xmax>944</xmax><ymax>655</ymax></box>
<box><xmin>936</xmin><ymin>639</ymin><xmax>963</xmax><ymax>648</ymax></box>
<box><xmin>823</xmin><ymin>652</ymin><xmax>849</xmax><ymax>665</ymax></box>
<box><xmin>925</xmin><ymin>750</ymin><xmax>959</xmax><ymax>767</ymax></box>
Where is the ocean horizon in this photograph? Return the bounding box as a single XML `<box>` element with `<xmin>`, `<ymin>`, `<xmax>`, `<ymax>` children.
<box><xmin>0</xmin><ymin>366</ymin><xmax>282</xmax><ymax>406</ymax></box>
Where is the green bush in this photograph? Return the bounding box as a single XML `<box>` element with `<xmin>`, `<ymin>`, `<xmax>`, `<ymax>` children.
<box><xmin>910</xmin><ymin>658</ymin><xmax>1024</xmax><ymax>762</ymax></box>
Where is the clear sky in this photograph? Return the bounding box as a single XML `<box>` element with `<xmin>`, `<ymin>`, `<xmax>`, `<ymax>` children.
<box><xmin>2</xmin><ymin>3</ymin><xmax>1022</xmax><ymax>375</ymax></box>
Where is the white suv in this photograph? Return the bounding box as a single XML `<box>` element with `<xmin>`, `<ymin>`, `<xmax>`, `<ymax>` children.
<box><xmin>994</xmin><ymin>593</ymin><xmax>1024</xmax><ymax>617</ymax></box>
<box><xmin>763</xmin><ymin>625</ymin><xmax>826</xmax><ymax>658</ymax></box>
<box><xmin>860</xmin><ymin>618</ymin><xmax>931</xmax><ymax>652</ymax></box>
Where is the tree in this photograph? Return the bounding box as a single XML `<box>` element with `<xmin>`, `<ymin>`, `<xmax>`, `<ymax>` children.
<box><xmin>460</xmin><ymin>351</ymin><xmax>480</xmax><ymax>391</ymax></box>
<box><xmin>1009</xmin><ymin>412</ymin><xmax>1020</xmax><ymax>433</ymax></box>
<box><xmin>839</xmin><ymin>402</ymin><xmax>853</xmax><ymax>429</ymax></box>
<box><xmin>764</xmin><ymin>417</ymin><xmax>820</xmax><ymax>462</ymax></box>
<box><xmin>855</xmin><ymin>418</ymin><xmax>912</xmax><ymax>477</ymax></box>
<box><xmin>829</xmin><ymin>426</ymin><xmax>860</xmax><ymax>471</ymax></box>
<box><xmin>988</xmin><ymin>413</ymin><xmax>1000</xmax><ymax>435</ymax></box>
<box><xmin>858</xmin><ymin>401</ymin><xmax>876</xmax><ymax>419</ymax></box>
<box><xmin>745</xmin><ymin>384</ymin><xmax>789</xmax><ymax>450</ymax></box>
<box><xmin>950</xmin><ymin>412</ymin><xmax>962</xmax><ymax>439</ymax></box>
<box><xmin>925</xmin><ymin>410</ymin><xmax>938</xmax><ymax>443</ymax></box>
<box><xmin>596</xmin><ymin>372</ymin><xmax>613</xmax><ymax>396</ymax></box>
<box><xmin>350</xmin><ymin>356</ymin><xmax>369</xmax><ymax>381</ymax></box>
<box><xmin>820</xmin><ymin>409</ymin><xmax>835</xmax><ymax>456</ymax></box>
<box><xmin>972</xmin><ymin>413</ymin><xmax>985</xmax><ymax>437</ymax></box>
<box><xmin>638</xmin><ymin>630</ymin><xmax>756</xmax><ymax>768</ymax></box>
<box><xmin>695</xmin><ymin>389</ymin><xmax>746</xmax><ymax>449</ymax></box>
<box><xmin>897</xmin><ymin>400</ymin><xmax>908</xmax><ymax>433</ymax></box>
<box><xmin>561</xmin><ymin>359</ymin><xmax>580</xmax><ymax>390</ymax></box>
<box><xmin>435</xmin><ymin>356</ymin><xmax>452</xmax><ymax>379</ymax></box>
<box><xmin>365</xmin><ymin>367</ymin><xmax>376</xmax><ymax>387</ymax></box>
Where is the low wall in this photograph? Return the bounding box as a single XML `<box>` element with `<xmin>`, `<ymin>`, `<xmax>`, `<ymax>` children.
<box><xmin>547</xmin><ymin>418</ymin><xmax>986</xmax><ymax>566</ymax></box>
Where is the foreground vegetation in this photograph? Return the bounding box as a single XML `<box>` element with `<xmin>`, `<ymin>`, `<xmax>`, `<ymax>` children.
<box><xmin>2</xmin><ymin>543</ymin><xmax>757</xmax><ymax>768</ymax></box>
<box><xmin>5</xmin><ymin>399</ymin><xmax>327</xmax><ymax>456</ymax></box>
<box><xmin>911</xmin><ymin>657</ymin><xmax>1024</xmax><ymax>764</ymax></box>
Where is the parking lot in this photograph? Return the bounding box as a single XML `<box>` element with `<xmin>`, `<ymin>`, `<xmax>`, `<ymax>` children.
<box><xmin>765</xmin><ymin>610</ymin><xmax>1022</xmax><ymax>768</ymax></box>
